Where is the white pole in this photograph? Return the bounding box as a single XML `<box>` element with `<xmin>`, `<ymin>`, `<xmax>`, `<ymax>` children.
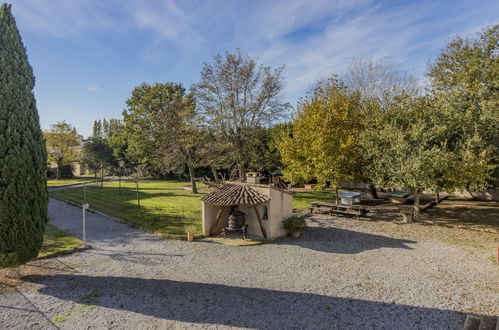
<box><xmin>83</xmin><ymin>183</ymin><xmax>87</xmax><ymax>203</ymax></box>
<box><xmin>82</xmin><ymin>203</ymin><xmax>89</xmax><ymax>245</ymax></box>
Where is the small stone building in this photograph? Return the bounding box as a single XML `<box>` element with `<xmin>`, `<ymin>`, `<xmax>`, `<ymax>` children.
<box><xmin>201</xmin><ymin>183</ymin><xmax>293</xmax><ymax>239</ymax></box>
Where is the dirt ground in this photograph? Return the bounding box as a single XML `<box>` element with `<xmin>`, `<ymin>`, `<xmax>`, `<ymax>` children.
<box><xmin>420</xmin><ymin>198</ymin><xmax>499</xmax><ymax>233</ymax></box>
<box><xmin>328</xmin><ymin>195</ymin><xmax>498</xmax><ymax>234</ymax></box>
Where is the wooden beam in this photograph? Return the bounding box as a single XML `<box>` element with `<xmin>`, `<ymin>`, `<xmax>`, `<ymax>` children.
<box><xmin>209</xmin><ymin>206</ymin><xmax>226</xmax><ymax>236</ymax></box>
<box><xmin>253</xmin><ymin>206</ymin><xmax>267</xmax><ymax>238</ymax></box>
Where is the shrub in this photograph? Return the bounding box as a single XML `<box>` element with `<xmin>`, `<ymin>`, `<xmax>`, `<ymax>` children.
<box><xmin>58</xmin><ymin>164</ymin><xmax>74</xmax><ymax>178</ymax></box>
<box><xmin>283</xmin><ymin>215</ymin><xmax>307</xmax><ymax>232</ymax></box>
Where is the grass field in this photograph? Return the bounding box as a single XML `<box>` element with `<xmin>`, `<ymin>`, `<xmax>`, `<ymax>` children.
<box><xmin>292</xmin><ymin>190</ymin><xmax>335</xmax><ymax>210</ymax></box>
<box><xmin>39</xmin><ymin>224</ymin><xmax>83</xmax><ymax>258</ymax></box>
<box><xmin>51</xmin><ymin>180</ymin><xmax>207</xmax><ymax>238</ymax></box>
<box><xmin>47</xmin><ymin>177</ymin><xmax>102</xmax><ymax>187</ymax></box>
<box><xmin>50</xmin><ymin>179</ymin><xmax>337</xmax><ymax>238</ymax></box>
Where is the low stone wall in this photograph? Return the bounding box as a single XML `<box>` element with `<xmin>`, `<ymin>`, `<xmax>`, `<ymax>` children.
<box><xmin>450</xmin><ymin>188</ymin><xmax>499</xmax><ymax>201</ymax></box>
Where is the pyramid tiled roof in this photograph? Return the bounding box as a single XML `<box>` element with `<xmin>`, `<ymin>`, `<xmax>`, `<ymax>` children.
<box><xmin>201</xmin><ymin>184</ymin><xmax>270</xmax><ymax>206</ymax></box>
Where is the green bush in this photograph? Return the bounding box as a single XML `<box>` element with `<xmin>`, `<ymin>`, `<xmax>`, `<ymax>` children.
<box><xmin>59</xmin><ymin>164</ymin><xmax>74</xmax><ymax>179</ymax></box>
<box><xmin>283</xmin><ymin>215</ymin><xmax>307</xmax><ymax>232</ymax></box>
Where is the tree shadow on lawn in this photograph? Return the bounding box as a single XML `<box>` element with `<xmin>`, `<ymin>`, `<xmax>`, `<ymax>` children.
<box><xmin>53</xmin><ymin>185</ymin><xmax>203</xmax><ymax>204</ymax></box>
<box><xmin>278</xmin><ymin>225</ymin><xmax>416</xmax><ymax>254</ymax></box>
<box><xmin>23</xmin><ymin>275</ymin><xmax>465</xmax><ymax>329</ymax></box>
<box><xmin>51</xmin><ymin>186</ymin><xmax>203</xmax><ymax>237</ymax></box>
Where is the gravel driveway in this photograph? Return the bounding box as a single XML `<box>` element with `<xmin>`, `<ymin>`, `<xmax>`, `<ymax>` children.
<box><xmin>0</xmin><ymin>197</ymin><xmax>497</xmax><ymax>329</ymax></box>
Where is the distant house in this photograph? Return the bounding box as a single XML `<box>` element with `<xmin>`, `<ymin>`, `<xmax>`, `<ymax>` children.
<box><xmin>47</xmin><ymin>142</ymin><xmax>89</xmax><ymax>177</ymax></box>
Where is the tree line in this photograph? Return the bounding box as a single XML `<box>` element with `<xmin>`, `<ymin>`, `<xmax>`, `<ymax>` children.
<box><xmin>1</xmin><ymin>0</ymin><xmax>496</xmax><ymax>271</ymax></box>
<box><xmin>44</xmin><ymin>25</ymin><xmax>498</xmax><ymax>218</ymax></box>
<box><xmin>280</xmin><ymin>25</ymin><xmax>498</xmax><ymax>217</ymax></box>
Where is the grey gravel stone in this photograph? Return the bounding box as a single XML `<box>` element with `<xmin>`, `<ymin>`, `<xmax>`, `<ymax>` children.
<box><xmin>0</xmin><ymin>197</ymin><xmax>497</xmax><ymax>329</ymax></box>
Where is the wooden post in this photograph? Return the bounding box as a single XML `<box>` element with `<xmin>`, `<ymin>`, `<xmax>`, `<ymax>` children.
<box><xmin>413</xmin><ymin>189</ymin><xmax>421</xmax><ymax>219</ymax></box>
<box><xmin>209</xmin><ymin>206</ymin><xmax>225</xmax><ymax>236</ymax></box>
<box><xmin>253</xmin><ymin>206</ymin><xmax>267</xmax><ymax>238</ymax></box>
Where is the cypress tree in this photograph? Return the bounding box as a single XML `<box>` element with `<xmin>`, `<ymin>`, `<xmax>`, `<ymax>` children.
<box><xmin>0</xmin><ymin>4</ymin><xmax>48</xmax><ymax>268</ymax></box>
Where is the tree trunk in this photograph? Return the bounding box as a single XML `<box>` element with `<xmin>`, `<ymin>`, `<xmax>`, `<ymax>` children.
<box><xmin>436</xmin><ymin>191</ymin><xmax>440</xmax><ymax>204</ymax></box>
<box><xmin>56</xmin><ymin>162</ymin><xmax>62</xmax><ymax>180</ymax></box>
<box><xmin>369</xmin><ymin>183</ymin><xmax>378</xmax><ymax>199</ymax></box>
<box><xmin>188</xmin><ymin>165</ymin><xmax>198</xmax><ymax>194</ymax></box>
<box><xmin>211</xmin><ymin>166</ymin><xmax>219</xmax><ymax>184</ymax></box>
<box><xmin>413</xmin><ymin>189</ymin><xmax>421</xmax><ymax>220</ymax></box>
<box><xmin>335</xmin><ymin>185</ymin><xmax>339</xmax><ymax>204</ymax></box>
<box><xmin>238</xmin><ymin>164</ymin><xmax>245</xmax><ymax>182</ymax></box>
<box><xmin>465</xmin><ymin>184</ymin><xmax>476</xmax><ymax>200</ymax></box>
<box><xmin>118</xmin><ymin>176</ymin><xmax>122</xmax><ymax>195</ymax></box>
<box><xmin>135</xmin><ymin>176</ymin><xmax>140</xmax><ymax>208</ymax></box>
<box><xmin>100</xmin><ymin>167</ymin><xmax>104</xmax><ymax>188</ymax></box>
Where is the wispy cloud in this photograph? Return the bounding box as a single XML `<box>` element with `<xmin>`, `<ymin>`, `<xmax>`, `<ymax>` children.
<box><xmin>132</xmin><ymin>1</ymin><xmax>202</xmax><ymax>44</ymax></box>
<box><xmin>87</xmin><ymin>84</ymin><xmax>99</xmax><ymax>92</ymax></box>
<box><xmin>235</xmin><ymin>0</ymin><xmax>498</xmax><ymax>99</ymax></box>
<box><xmin>12</xmin><ymin>0</ymin><xmax>117</xmax><ymax>38</ymax></box>
<box><xmin>11</xmin><ymin>0</ymin><xmax>499</xmax><ymax>104</ymax></box>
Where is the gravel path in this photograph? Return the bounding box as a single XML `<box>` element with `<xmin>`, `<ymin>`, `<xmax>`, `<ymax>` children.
<box><xmin>0</xmin><ymin>198</ymin><xmax>497</xmax><ymax>329</ymax></box>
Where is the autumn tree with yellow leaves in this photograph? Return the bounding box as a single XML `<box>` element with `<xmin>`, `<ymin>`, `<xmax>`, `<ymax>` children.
<box><xmin>278</xmin><ymin>78</ymin><xmax>365</xmax><ymax>201</ymax></box>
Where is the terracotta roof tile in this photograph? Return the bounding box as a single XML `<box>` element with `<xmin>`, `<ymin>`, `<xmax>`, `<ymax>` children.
<box><xmin>201</xmin><ymin>184</ymin><xmax>270</xmax><ymax>206</ymax></box>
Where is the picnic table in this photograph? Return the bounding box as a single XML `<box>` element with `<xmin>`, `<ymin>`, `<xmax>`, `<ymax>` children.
<box><xmin>308</xmin><ymin>201</ymin><xmax>369</xmax><ymax>219</ymax></box>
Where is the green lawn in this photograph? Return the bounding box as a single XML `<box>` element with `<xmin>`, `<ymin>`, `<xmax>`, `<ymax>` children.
<box><xmin>47</xmin><ymin>176</ymin><xmax>102</xmax><ymax>187</ymax></box>
<box><xmin>50</xmin><ymin>179</ymin><xmax>338</xmax><ymax>238</ymax></box>
<box><xmin>292</xmin><ymin>190</ymin><xmax>336</xmax><ymax>210</ymax></box>
<box><xmin>39</xmin><ymin>224</ymin><xmax>83</xmax><ymax>258</ymax></box>
<box><xmin>51</xmin><ymin>180</ymin><xmax>206</xmax><ymax>238</ymax></box>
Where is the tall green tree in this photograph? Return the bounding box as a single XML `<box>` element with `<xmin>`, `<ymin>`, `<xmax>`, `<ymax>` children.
<box><xmin>427</xmin><ymin>25</ymin><xmax>498</xmax><ymax>192</ymax></box>
<box><xmin>155</xmin><ymin>87</ymin><xmax>204</xmax><ymax>193</ymax></box>
<box><xmin>44</xmin><ymin>121</ymin><xmax>80</xmax><ymax>179</ymax></box>
<box><xmin>0</xmin><ymin>4</ymin><xmax>48</xmax><ymax>268</ymax></box>
<box><xmin>123</xmin><ymin>83</ymin><xmax>204</xmax><ymax>193</ymax></box>
<box><xmin>244</xmin><ymin>124</ymin><xmax>289</xmax><ymax>174</ymax></box>
<box><xmin>123</xmin><ymin>83</ymin><xmax>185</xmax><ymax>171</ymax></box>
<box><xmin>361</xmin><ymin>94</ymin><xmax>445</xmax><ymax>217</ymax></box>
<box><xmin>360</xmin><ymin>92</ymin><xmax>495</xmax><ymax>217</ymax></box>
<box><xmin>106</xmin><ymin>119</ymin><xmax>133</xmax><ymax>194</ymax></box>
<box><xmin>201</xmin><ymin>129</ymin><xmax>233</xmax><ymax>183</ymax></box>
<box><xmin>82</xmin><ymin>136</ymin><xmax>113</xmax><ymax>186</ymax></box>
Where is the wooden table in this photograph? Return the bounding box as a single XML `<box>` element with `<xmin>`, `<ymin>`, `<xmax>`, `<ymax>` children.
<box><xmin>309</xmin><ymin>201</ymin><xmax>369</xmax><ymax>218</ymax></box>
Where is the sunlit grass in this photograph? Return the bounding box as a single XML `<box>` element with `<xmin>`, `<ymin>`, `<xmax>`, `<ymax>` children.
<box><xmin>51</xmin><ymin>179</ymin><xmax>345</xmax><ymax>237</ymax></box>
<box><xmin>292</xmin><ymin>190</ymin><xmax>335</xmax><ymax>210</ymax></box>
<box><xmin>51</xmin><ymin>180</ymin><xmax>206</xmax><ymax>238</ymax></box>
<box><xmin>47</xmin><ymin>177</ymin><xmax>101</xmax><ymax>187</ymax></box>
<box><xmin>39</xmin><ymin>224</ymin><xmax>83</xmax><ymax>258</ymax></box>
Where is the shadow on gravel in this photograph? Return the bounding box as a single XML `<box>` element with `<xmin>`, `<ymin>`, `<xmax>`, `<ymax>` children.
<box><xmin>85</xmin><ymin>249</ymin><xmax>184</xmax><ymax>265</ymax></box>
<box><xmin>24</xmin><ymin>275</ymin><xmax>463</xmax><ymax>329</ymax></box>
<box><xmin>278</xmin><ymin>226</ymin><xmax>416</xmax><ymax>254</ymax></box>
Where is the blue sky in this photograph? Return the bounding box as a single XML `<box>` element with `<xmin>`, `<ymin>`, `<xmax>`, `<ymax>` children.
<box><xmin>9</xmin><ymin>0</ymin><xmax>499</xmax><ymax>137</ymax></box>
